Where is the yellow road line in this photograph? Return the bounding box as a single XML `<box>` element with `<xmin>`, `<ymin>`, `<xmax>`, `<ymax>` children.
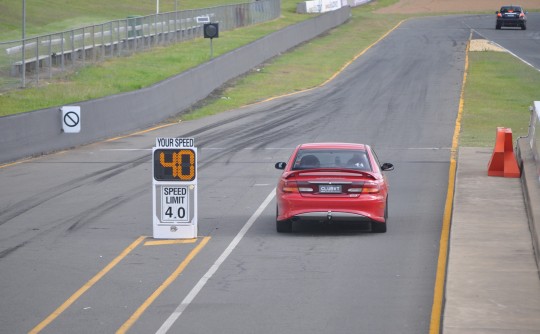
<box><xmin>429</xmin><ymin>32</ymin><xmax>471</xmax><ymax>334</ymax></box>
<box><xmin>3</xmin><ymin>21</ymin><xmax>405</xmax><ymax>170</ymax></box>
<box><xmin>0</xmin><ymin>123</ymin><xmax>177</xmax><ymax>169</ymax></box>
<box><xmin>104</xmin><ymin>123</ymin><xmax>178</xmax><ymax>142</ymax></box>
<box><xmin>29</xmin><ymin>236</ymin><xmax>147</xmax><ymax>334</ymax></box>
<box><xmin>243</xmin><ymin>20</ymin><xmax>406</xmax><ymax>107</ymax></box>
<box><xmin>0</xmin><ymin>157</ymin><xmax>32</xmax><ymax>169</ymax></box>
<box><xmin>116</xmin><ymin>236</ymin><xmax>211</xmax><ymax>334</ymax></box>
<box><xmin>144</xmin><ymin>238</ymin><xmax>198</xmax><ymax>246</ymax></box>
<box><xmin>320</xmin><ymin>19</ymin><xmax>406</xmax><ymax>87</ymax></box>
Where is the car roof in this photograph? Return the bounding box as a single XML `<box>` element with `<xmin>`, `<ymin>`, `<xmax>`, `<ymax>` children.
<box><xmin>297</xmin><ymin>142</ymin><xmax>368</xmax><ymax>150</ymax></box>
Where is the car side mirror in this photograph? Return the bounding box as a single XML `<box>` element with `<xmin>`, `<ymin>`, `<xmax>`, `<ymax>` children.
<box><xmin>381</xmin><ymin>163</ymin><xmax>394</xmax><ymax>171</ymax></box>
<box><xmin>495</xmin><ymin>11</ymin><xmax>499</xmax><ymax>14</ymax></box>
<box><xmin>275</xmin><ymin>162</ymin><xmax>287</xmax><ymax>170</ymax></box>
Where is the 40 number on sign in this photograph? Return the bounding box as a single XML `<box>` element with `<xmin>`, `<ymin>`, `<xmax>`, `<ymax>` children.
<box><xmin>161</xmin><ymin>186</ymin><xmax>189</xmax><ymax>223</ymax></box>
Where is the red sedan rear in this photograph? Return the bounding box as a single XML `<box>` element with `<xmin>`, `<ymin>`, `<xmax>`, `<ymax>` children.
<box><xmin>274</xmin><ymin>143</ymin><xmax>394</xmax><ymax>233</ymax></box>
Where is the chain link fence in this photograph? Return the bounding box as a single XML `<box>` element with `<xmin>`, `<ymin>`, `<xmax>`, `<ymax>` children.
<box><xmin>0</xmin><ymin>0</ymin><xmax>280</xmax><ymax>92</ymax></box>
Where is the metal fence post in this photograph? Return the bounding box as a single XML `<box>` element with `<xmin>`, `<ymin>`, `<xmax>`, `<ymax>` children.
<box><xmin>48</xmin><ymin>35</ymin><xmax>52</xmax><ymax>79</ymax></box>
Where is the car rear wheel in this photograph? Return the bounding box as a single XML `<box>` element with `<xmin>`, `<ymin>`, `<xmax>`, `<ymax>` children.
<box><xmin>521</xmin><ymin>23</ymin><xmax>527</xmax><ymax>30</ymax></box>
<box><xmin>496</xmin><ymin>24</ymin><xmax>501</xmax><ymax>30</ymax></box>
<box><xmin>276</xmin><ymin>219</ymin><xmax>292</xmax><ymax>233</ymax></box>
<box><xmin>276</xmin><ymin>206</ymin><xmax>292</xmax><ymax>233</ymax></box>
<box><xmin>372</xmin><ymin>200</ymin><xmax>388</xmax><ymax>233</ymax></box>
<box><xmin>372</xmin><ymin>221</ymin><xmax>387</xmax><ymax>233</ymax></box>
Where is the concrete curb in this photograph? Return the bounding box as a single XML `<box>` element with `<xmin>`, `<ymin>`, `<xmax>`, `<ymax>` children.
<box><xmin>443</xmin><ymin>147</ymin><xmax>540</xmax><ymax>333</ymax></box>
<box><xmin>517</xmin><ymin>139</ymin><xmax>540</xmax><ymax>276</ymax></box>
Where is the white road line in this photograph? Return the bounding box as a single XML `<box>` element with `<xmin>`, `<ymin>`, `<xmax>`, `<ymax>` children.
<box><xmin>405</xmin><ymin>147</ymin><xmax>451</xmax><ymax>150</ymax></box>
<box><xmin>470</xmin><ymin>28</ymin><xmax>540</xmax><ymax>73</ymax></box>
<box><xmin>100</xmin><ymin>149</ymin><xmax>152</xmax><ymax>151</ymax></box>
<box><xmin>201</xmin><ymin>147</ymin><xmax>294</xmax><ymax>150</ymax></box>
<box><xmin>100</xmin><ymin>147</ymin><xmax>449</xmax><ymax>152</ymax></box>
<box><xmin>155</xmin><ymin>189</ymin><xmax>276</xmax><ymax>334</ymax></box>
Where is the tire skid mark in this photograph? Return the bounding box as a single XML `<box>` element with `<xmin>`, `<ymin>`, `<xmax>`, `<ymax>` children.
<box><xmin>66</xmin><ymin>195</ymin><xmax>132</xmax><ymax>233</ymax></box>
<box><xmin>0</xmin><ymin>157</ymin><xmax>145</xmax><ymax>227</ymax></box>
<box><xmin>1</xmin><ymin>93</ymin><xmax>320</xmax><ymax>260</ymax></box>
<box><xmin>0</xmin><ymin>241</ymin><xmax>28</xmax><ymax>260</ymax></box>
<box><xmin>0</xmin><ymin>185</ymin><xmax>147</xmax><ymax>260</ymax></box>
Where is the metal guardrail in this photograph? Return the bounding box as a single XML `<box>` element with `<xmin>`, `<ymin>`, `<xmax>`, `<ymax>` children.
<box><xmin>0</xmin><ymin>0</ymin><xmax>280</xmax><ymax>91</ymax></box>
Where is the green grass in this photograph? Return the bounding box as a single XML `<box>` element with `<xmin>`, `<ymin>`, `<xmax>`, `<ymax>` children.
<box><xmin>182</xmin><ymin>9</ymin><xmax>405</xmax><ymax>120</ymax></box>
<box><xmin>0</xmin><ymin>0</ymin><xmax>251</xmax><ymax>41</ymax></box>
<box><xmin>0</xmin><ymin>0</ymin><xmax>310</xmax><ymax>115</ymax></box>
<box><xmin>0</xmin><ymin>0</ymin><xmax>400</xmax><ymax>116</ymax></box>
<box><xmin>461</xmin><ymin>51</ymin><xmax>540</xmax><ymax>147</ymax></box>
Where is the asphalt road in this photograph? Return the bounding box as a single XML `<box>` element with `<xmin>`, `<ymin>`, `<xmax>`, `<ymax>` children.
<box><xmin>463</xmin><ymin>12</ymin><xmax>540</xmax><ymax>69</ymax></box>
<box><xmin>0</xmin><ymin>14</ymin><xmax>537</xmax><ymax>334</ymax></box>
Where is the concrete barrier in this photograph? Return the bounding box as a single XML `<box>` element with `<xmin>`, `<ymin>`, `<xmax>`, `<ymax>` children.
<box><xmin>517</xmin><ymin>101</ymin><xmax>540</xmax><ymax>273</ymax></box>
<box><xmin>0</xmin><ymin>6</ymin><xmax>351</xmax><ymax>164</ymax></box>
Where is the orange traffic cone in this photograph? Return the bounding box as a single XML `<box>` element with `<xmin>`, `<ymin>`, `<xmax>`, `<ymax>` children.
<box><xmin>487</xmin><ymin>127</ymin><xmax>520</xmax><ymax>178</ymax></box>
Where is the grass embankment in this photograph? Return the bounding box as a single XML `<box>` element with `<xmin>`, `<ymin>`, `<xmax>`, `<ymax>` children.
<box><xmin>0</xmin><ymin>0</ymin><xmax>245</xmax><ymax>41</ymax></box>
<box><xmin>0</xmin><ymin>0</ymin><xmax>315</xmax><ymax>116</ymax></box>
<box><xmin>0</xmin><ymin>0</ymin><xmax>403</xmax><ymax>116</ymax></box>
<box><xmin>461</xmin><ymin>51</ymin><xmax>540</xmax><ymax>146</ymax></box>
<box><xmin>182</xmin><ymin>7</ymin><xmax>405</xmax><ymax>120</ymax></box>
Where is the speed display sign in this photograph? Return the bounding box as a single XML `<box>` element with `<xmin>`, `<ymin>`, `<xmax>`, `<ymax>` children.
<box><xmin>152</xmin><ymin>138</ymin><xmax>197</xmax><ymax>239</ymax></box>
<box><xmin>153</xmin><ymin>149</ymin><xmax>196</xmax><ymax>181</ymax></box>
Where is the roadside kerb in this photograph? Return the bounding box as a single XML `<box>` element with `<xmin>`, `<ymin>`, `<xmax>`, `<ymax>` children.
<box><xmin>517</xmin><ymin>102</ymin><xmax>540</xmax><ymax>274</ymax></box>
<box><xmin>518</xmin><ymin>140</ymin><xmax>540</xmax><ymax>275</ymax></box>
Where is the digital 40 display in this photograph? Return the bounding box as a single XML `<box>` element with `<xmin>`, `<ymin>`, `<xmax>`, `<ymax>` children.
<box><xmin>153</xmin><ymin>149</ymin><xmax>196</xmax><ymax>181</ymax></box>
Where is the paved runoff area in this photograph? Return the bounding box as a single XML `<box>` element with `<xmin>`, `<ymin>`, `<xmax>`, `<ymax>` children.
<box><xmin>444</xmin><ymin>147</ymin><xmax>540</xmax><ymax>333</ymax></box>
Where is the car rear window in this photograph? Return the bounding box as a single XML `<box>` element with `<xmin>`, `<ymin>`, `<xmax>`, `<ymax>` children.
<box><xmin>500</xmin><ymin>6</ymin><xmax>522</xmax><ymax>13</ymax></box>
<box><xmin>292</xmin><ymin>149</ymin><xmax>371</xmax><ymax>171</ymax></box>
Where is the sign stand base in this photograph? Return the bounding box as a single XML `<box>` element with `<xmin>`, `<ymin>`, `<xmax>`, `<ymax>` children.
<box><xmin>153</xmin><ymin>224</ymin><xmax>197</xmax><ymax>239</ymax></box>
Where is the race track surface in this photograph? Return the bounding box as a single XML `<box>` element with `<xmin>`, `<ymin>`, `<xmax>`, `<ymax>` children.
<box><xmin>1</xmin><ymin>14</ymin><xmax>538</xmax><ymax>334</ymax></box>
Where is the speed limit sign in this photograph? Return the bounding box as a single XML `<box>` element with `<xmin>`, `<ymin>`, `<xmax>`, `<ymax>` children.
<box><xmin>152</xmin><ymin>138</ymin><xmax>197</xmax><ymax>239</ymax></box>
<box><xmin>161</xmin><ymin>186</ymin><xmax>189</xmax><ymax>222</ymax></box>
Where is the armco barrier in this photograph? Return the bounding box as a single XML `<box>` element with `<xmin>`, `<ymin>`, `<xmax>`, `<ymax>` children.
<box><xmin>0</xmin><ymin>7</ymin><xmax>351</xmax><ymax>164</ymax></box>
<box><xmin>517</xmin><ymin>101</ymin><xmax>540</xmax><ymax>273</ymax></box>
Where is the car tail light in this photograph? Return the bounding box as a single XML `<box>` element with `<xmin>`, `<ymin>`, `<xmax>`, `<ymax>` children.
<box><xmin>361</xmin><ymin>181</ymin><xmax>381</xmax><ymax>194</ymax></box>
<box><xmin>497</xmin><ymin>13</ymin><xmax>502</xmax><ymax>17</ymax></box>
<box><xmin>282</xmin><ymin>181</ymin><xmax>299</xmax><ymax>193</ymax></box>
<box><xmin>520</xmin><ymin>13</ymin><xmax>525</xmax><ymax>18</ymax></box>
<box><xmin>282</xmin><ymin>181</ymin><xmax>315</xmax><ymax>193</ymax></box>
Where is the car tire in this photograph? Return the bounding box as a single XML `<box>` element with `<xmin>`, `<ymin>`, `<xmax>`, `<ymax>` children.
<box><xmin>496</xmin><ymin>24</ymin><xmax>501</xmax><ymax>30</ymax></box>
<box><xmin>521</xmin><ymin>24</ymin><xmax>527</xmax><ymax>30</ymax></box>
<box><xmin>372</xmin><ymin>200</ymin><xmax>388</xmax><ymax>233</ymax></box>
<box><xmin>276</xmin><ymin>206</ymin><xmax>292</xmax><ymax>233</ymax></box>
<box><xmin>372</xmin><ymin>221</ymin><xmax>387</xmax><ymax>233</ymax></box>
<box><xmin>276</xmin><ymin>219</ymin><xmax>292</xmax><ymax>233</ymax></box>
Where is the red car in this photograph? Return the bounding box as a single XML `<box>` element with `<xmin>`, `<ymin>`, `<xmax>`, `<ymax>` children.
<box><xmin>274</xmin><ymin>143</ymin><xmax>394</xmax><ymax>233</ymax></box>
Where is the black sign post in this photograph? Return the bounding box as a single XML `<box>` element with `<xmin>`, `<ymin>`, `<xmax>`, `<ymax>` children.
<box><xmin>203</xmin><ymin>23</ymin><xmax>219</xmax><ymax>59</ymax></box>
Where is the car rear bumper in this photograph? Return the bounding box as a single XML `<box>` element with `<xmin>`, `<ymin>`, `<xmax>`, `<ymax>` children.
<box><xmin>277</xmin><ymin>193</ymin><xmax>386</xmax><ymax>223</ymax></box>
<box><xmin>497</xmin><ymin>18</ymin><xmax>526</xmax><ymax>26</ymax></box>
<box><xmin>290</xmin><ymin>211</ymin><xmax>372</xmax><ymax>223</ymax></box>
